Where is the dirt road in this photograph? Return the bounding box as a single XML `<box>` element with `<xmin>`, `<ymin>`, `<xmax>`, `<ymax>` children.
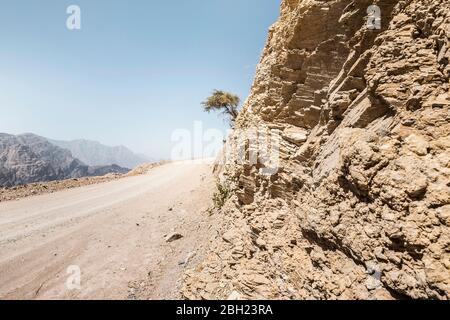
<box><xmin>0</xmin><ymin>161</ymin><xmax>216</xmax><ymax>300</ymax></box>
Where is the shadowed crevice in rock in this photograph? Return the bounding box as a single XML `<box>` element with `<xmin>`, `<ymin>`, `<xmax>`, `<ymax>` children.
<box><xmin>183</xmin><ymin>0</ymin><xmax>450</xmax><ymax>300</ymax></box>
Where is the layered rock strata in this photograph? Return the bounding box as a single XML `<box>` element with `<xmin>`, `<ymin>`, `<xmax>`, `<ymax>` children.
<box><xmin>184</xmin><ymin>0</ymin><xmax>449</xmax><ymax>300</ymax></box>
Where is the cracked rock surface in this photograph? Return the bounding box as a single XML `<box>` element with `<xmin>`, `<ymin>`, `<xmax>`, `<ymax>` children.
<box><xmin>183</xmin><ymin>0</ymin><xmax>449</xmax><ymax>300</ymax></box>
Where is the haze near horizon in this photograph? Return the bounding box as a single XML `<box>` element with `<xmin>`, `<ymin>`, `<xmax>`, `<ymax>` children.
<box><xmin>0</xmin><ymin>0</ymin><xmax>281</xmax><ymax>158</ymax></box>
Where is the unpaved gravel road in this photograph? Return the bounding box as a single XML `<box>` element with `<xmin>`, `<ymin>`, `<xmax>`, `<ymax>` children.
<box><xmin>0</xmin><ymin>161</ymin><xmax>216</xmax><ymax>300</ymax></box>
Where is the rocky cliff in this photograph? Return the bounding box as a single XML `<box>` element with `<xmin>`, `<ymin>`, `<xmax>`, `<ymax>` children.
<box><xmin>184</xmin><ymin>0</ymin><xmax>449</xmax><ymax>300</ymax></box>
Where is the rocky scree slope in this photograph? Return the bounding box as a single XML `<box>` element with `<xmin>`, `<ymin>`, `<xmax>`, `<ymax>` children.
<box><xmin>183</xmin><ymin>0</ymin><xmax>450</xmax><ymax>300</ymax></box>
<box><xmin>0</xmin><ymin>133</ymin><xmax>129</xmax><ymax>187</ymax></box>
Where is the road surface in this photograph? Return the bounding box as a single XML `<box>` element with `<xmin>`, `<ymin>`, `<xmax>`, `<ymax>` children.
<box><xmin>0</xmin><ymin>161</ymin><xmax>216</xmax><ymax>299</ymax></box>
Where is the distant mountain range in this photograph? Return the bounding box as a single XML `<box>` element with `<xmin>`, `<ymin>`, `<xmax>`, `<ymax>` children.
<box><xmin>49</xmin><ymin>138</ymin><xmax>150</xmax><ymax>169</ymax></box>
<box><xmin>0</xmin><ymin>133</ymin><xmax>146</xmax><ymax>187</ymax></box>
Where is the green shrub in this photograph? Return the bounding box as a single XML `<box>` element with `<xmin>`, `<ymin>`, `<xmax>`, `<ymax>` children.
<box><xmin>213</xmin><ymin>182</ymin><xmax>231</xmax><ymax>209</ymax></box>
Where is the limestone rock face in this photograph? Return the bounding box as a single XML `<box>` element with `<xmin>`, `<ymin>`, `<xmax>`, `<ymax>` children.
<box><xmin>184</xmin><ymin>0</ymin><xmax>450</xmax><ymax>300</ymax></box>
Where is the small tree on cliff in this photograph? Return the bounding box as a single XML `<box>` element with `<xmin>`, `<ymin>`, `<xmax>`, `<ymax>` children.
<box><xmin>202</xmin><ymin>90</ymin><xmax>241</xmax><ymax>125</ymax></box>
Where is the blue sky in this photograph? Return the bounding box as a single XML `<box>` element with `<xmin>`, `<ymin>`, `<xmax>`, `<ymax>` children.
<box><xmin>0</xmin><ymin>0</ymin><xmax>281</xmax><ymax>158</ymax></box>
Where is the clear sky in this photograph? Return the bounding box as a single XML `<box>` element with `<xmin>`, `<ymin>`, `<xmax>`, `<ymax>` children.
<box><xmin>0</xmin><ymin>0</ymin><xmax>281</xmax><ymax>159</ymax></box>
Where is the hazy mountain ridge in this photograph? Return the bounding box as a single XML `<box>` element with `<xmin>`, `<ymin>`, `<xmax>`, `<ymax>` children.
<box><xmin>0</xmin><ymin>133</ymin><xmax>129</xmax><ymax>187</ymax></box>
<box><xmin>49</xmin><ymin>139</ymin><xmax>149</xmax><ymax>169</ymax></box>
